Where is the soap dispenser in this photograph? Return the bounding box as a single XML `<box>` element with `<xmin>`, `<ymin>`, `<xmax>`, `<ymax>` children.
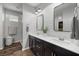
<box><xmin>26</xmin><ymin>24</ymin><xmax>29</xmax><ymax>32</ymax></box>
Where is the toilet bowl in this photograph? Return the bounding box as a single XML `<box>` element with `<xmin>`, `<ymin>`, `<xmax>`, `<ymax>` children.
<box><xmin>6</xmin><ymin>36</ymin><xmax>13</xmax><ymax>45</ymax></box>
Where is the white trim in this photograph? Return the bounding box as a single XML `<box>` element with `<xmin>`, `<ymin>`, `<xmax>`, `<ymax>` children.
<box><xmin>22</xmin><ymin>47</ymin><xmax>29</xmax><ymax>51</ymax></box>
<box><xmin>0</xmin><ymin>47</ymin><xmax>3</xmax><ymax>50</ymax></box>
<box><xmin>14</xmin><ymin>40</ymin><xmax>21</xmax><ymax>43</ymax></box>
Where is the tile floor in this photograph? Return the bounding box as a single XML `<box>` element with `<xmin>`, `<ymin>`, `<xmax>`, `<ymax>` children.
<box><xmin>0</xmin><ymin>42</ymin><xmax>33</xmax><ymax>56</ymax></box>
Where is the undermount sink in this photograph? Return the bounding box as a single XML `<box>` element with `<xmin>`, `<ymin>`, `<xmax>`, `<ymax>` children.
<box><xmin>58</xmin><ymin>38</ymin><xmax>72</xmax><ymax>44</ymax></box>
<box><xmin>64</xmin><ymin>40</ymin><xmax>72</xmax><ymax>43</ymax></box>
<box><xmin>59</xmin><ymin>38</ymin><xmax>64</xmax><ymax>41</ymax></box>
<box><xmin>59</xmin><ymin>38</ymin><xmax>79</xmax><ymax>46</ymax></box>
<box><xmin>36</xmin><ymin>32</ymin><xmax>49</xmax><ymax>37</ymax></box>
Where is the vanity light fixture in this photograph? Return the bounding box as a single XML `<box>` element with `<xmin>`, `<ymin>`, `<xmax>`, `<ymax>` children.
<box><xmin>35</xmin><ymin>11</ymin><xmax>38</xmax><ymax>14</ymax></box>
<box><xmin>34</xmin><ymin>8</ymin><xmax>42</xmax><ymax>15</ymax></box>
<box><xmin>37</xmin><ymin>8</ymin><xmax>42</xmax><ymax>12</ymax></box>
<box><xmin>58</xmin><ymin>16</ymin><xmax>62</xmax><ymax>20</ymax></box>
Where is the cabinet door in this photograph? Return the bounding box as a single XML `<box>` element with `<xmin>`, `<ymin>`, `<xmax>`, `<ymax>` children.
<box><xmin>29</xmin><ymin>35</ymin><xmax>33</xmax><ymax>50</ymax></box>
<box><xmin>35</xmin><ymin>39</ymin><xmax>44</xmax><ymax>56</ymax></box>
<box><xmin>54</xmin><ymin>45</ymin><xmax>79</xmax><ymax>56</ymax></box>
<box><xmin>29</xmin><ymin>35</ymin><xmax>36</xmax><ymax>55</ymax></box>
<box><xmin>44</xmin><ymin>42</ymin><xmax>53</xmax><ymax>56</ymax></box>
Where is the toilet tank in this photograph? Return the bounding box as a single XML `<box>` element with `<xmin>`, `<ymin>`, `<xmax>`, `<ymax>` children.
<box><xmin>8</xmin><ymin>26</ymin><xmax>17</xmax><ymax>35</ymax></box>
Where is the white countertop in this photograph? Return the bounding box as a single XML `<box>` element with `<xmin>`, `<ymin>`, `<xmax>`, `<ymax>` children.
<box><xmin>29</xmin><ymin>33</ymin><xmax>79</xmax><ymax>54</ymax></box>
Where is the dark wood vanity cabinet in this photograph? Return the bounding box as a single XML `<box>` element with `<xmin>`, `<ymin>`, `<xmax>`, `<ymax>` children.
<box><xmin>29</xmin><ymin>35</ymin><xmax>36</xmax><ymax>55</ymax></box>
<box><xmin>54</xmin><ymin>45</ymin><xmax>79</xmax><ymax>56</ymax></box>
<box><xmin>29</xmin><ymin>35</ymin><xmax>33</xmax><ymax>50</ymax></box>
<box><xmin>35</xmin><ymin>39</ymin><xmax>44</xmax><ymax>56</ymax></box>
<box><xmin>44</xmin><ymin>41</ymin><xmax>53</xmax><ymax>56</ymax></box>
<box><xmin>29</xmin><ymin>35</ymin><xmax>79</xmax><ymax>56</ymax></box>
<box><xmin>29</xmin><ymin>35</ymin><xmax>52</xmax><ymax>56</ymax></box>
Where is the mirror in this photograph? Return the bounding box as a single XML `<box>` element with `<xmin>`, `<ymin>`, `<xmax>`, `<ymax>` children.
<box><xmin>54</xmin><ymin>3</ymin><xmax>77</xmax><ymax>32</ymax></box>
<box><xmin>36</xmin><ymin>14</ymin><xmax>44</xmax><ymax>31</ymax></box>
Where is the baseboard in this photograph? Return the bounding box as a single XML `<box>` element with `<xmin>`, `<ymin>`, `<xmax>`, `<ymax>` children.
<box><xmin>14</xmin><ymin>40</ymin><xmax>21</xmax><ymax>43</ymax></box>
<box><xmin>22</xmin><ymin>47</ymin><xmax>29</xmax><ymax>51</ymax></box>
<box><xmin>0</xmin><ymin>47</ymin><xmax>3</xmax><ymax>50</ymax></box>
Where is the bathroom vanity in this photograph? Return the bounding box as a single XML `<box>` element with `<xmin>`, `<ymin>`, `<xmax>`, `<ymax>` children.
<box><xmin>29</xmin><ymin>33</ymin><xmax>79</xmax><ymax>56</ymax></box>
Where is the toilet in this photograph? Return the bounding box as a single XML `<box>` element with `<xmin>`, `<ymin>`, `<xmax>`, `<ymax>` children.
<box><xmin>6</xmin><ymin>36</ymin><xmax>13</xmax><ymax>46</ymax></box>
<box><xmin>6</xmin><ymin>26</ymin><xmax>16</xmax><ymax>46</ymax></box>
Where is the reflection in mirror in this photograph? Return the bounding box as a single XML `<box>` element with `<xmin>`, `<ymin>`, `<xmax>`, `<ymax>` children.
<box><xmin>36</xmin><ymin>14</ymin><xmax>44</xmax><ymax>31</ymax></box>
<box><xmin>54</xmin><ymin>3</ymin><xmax>77</xmax><ymax>32</ymax></box>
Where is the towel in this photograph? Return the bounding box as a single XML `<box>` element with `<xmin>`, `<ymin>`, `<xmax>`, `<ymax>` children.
<box><xmin>71</xmin><ymin>16</ymin><xmax>76</xmax><ymax>39</ymax></box>
<box><xmin>71</xmin><ymin>16</ymin><xmax>79</xmax><ymax>39</ymax></box>
<box><xmin>75</xmin><ymin>18</ymin><xmax>79</xmax><ymax>39</ymax></box>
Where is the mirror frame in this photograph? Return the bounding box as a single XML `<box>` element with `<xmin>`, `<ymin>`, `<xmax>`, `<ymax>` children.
<box><xmin>53</xmin><ymin>3</ymin><xmax>77</xmax><ymax>32</ymax></box>
<box><xmin>36</xmin><ymin>14</ymin><xmax>44</xmax><ymax>31</ymax></box>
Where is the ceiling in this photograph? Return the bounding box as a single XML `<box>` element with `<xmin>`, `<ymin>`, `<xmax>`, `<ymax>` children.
<box><xmin>3</xmin><ymin>3</ymin><xmax>23</xmax><ymax>13</ymax></box>
<box><xmin>3</xmin><ymin>3</ymin><xmax>52</xmax><ymax>14</ymax></box>
<box><xmin>26</xmin><ymin>3</ymin><xmax>51</xmax><ymax>9</ymax></box>
<box><xmin>25</xmin><ymin>3</ymin><xmax>52</xmax><ymax>14</ymax></box>
<box><xmin>26</xmin><ymin>3</ymin><xmax>40</xmax><ymax>8</ymax></box>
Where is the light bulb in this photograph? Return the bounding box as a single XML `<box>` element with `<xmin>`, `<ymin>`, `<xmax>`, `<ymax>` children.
<box><xmin>58</xmin><ymin>16</ymin><xmax>62</xmax><ymax>20</ymax></box>
<box><xmin>35</xmin><ymin>11</ymin><xmax>38</xmax><ymax>14</ymax></box>
<box><xmin>38</xmin><ymin>9</ymin><xmax>41</xmax><ymax>12</ymax></box>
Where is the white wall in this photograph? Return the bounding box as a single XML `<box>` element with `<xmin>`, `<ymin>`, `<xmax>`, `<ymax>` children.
<box><xmin>37</xmin><ymin>3</ymin><xmax>71</xmax><ymax>39</ymax></box>
<box><xmin>22</xmin><ymin>4</ymin><xmax>36</xmax><ymax>50</ymax></box>
<box><xmin>0</xmin><ymin>4</ymin><xmax>4</xmax><ymax>49</ymax></box>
